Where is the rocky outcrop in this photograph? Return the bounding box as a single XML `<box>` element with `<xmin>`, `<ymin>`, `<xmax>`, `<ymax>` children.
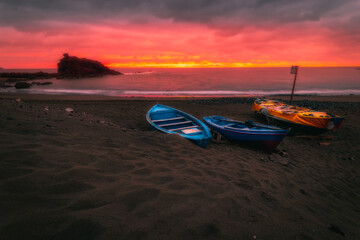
<box><xmin>0</xmin><ymin>72</ymin><xmax>58</xmax><ymax>80</ymax></box>
<box><xmin>57</xmin><ymin>53</ymin><xmax>121</xmax><ymax>78</ymax></box>
<box><xmin>1</xmin><ymin>54</ymin><xmax>122</xmax><ymax>89</ymax></box>
<box><xmin>15</xmin><ymin>82</ymin><xmax>31</xmax><ymax>89</ymax></box>
<box><xmin>31</xmin><ymin>81</ymin><xmax>53</xmax><ymax>86</ymax></box>
<box><xmin>0</xmin><ymin>72</ymin><xmax>57</xmax><ymax>89</ymax></box>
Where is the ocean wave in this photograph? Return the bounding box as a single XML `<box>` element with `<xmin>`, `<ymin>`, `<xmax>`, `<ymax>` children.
<box><xmin>2</xmin><ymin>88</ymin><xmax>359</xmax><ymax>96</ymax></box>
<box><xmin>122</xmin><ymin>89</ymin><xmax>360</xmax><ymax>96</ymax></box>
<box><xmin>122</xmin><ymin>71</ymin><xmax>155</xmax><ymax>75</ymax></box>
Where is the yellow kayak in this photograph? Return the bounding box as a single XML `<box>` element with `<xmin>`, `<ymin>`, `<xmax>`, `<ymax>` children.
<box><xmin>252</xmin><ymin>99</ymin><xmax>343</xmax><ymax>130</ymax></box>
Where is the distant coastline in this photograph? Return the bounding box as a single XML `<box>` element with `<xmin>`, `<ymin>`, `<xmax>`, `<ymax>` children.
<box><xmin>1</xmin><ymin>67</ymin><xmax>359</xmax><ymax>97</ymax></box>
<box><xmin>0</xmin><ymin>53</ymin><xmax>122</xmax><ymax>89</ymax></box>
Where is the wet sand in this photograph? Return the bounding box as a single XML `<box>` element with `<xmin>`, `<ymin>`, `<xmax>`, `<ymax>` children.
<box><xmin>0</xmin><ymin>93</ymin><xmax>359</xmax><ymax>239</ymax></box>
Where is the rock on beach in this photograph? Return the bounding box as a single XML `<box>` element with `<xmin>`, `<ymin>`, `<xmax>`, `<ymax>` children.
<box><xmin>14</xmin><ymin>81</ymin><xmax>31</xmax><ymax>89</ymax></box>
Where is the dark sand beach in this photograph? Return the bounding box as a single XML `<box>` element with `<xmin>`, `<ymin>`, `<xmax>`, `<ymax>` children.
<box><xmin>0</xmin><ymin>93</ymin><xmax>359</xmax><ymax>240</ymax></box>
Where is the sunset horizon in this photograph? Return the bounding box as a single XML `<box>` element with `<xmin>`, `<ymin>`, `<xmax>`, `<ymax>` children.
<box><xmin>2</xmin><ymin>56</ymin><xmax>360</xmax><ymax>69</ymax></box>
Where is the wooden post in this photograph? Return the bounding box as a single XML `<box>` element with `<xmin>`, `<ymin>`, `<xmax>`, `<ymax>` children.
<box><xmin>290</xmin><ymin>66</ymin><xmax>299</xmax><ymax>105</ymax></box>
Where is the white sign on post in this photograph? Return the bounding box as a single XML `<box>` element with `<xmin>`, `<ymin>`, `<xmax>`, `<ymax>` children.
<box><xmin>290</xmin><ymin>66</ymin><xmax>298</xmax><ymax>74</ymax></box>
<box><xmin>290</xmin><ymin>66</ymin><xmax>299</xmax><ymax>104</ymax></box>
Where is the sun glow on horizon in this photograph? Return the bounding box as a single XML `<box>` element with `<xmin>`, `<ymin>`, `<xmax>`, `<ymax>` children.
<box><xmin>107</xmin><ymin>61</ymin><xmax>251</xmax><ymax>68</ymax></box>
<box><xmin>106</xmin><ymin>61</ymin><xmax>358</xmax><ymax>68</ymax></box>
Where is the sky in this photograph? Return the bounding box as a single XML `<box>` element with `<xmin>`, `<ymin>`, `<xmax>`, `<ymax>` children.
<box><xmin>0</xmin><ymin>0</ymin><xmax>359</xmax><ymax>68</ymax></box>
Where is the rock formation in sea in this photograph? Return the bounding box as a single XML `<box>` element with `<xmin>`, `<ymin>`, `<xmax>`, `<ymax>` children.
<box><xmin>14</xmin><ymin>82</ymin><xmax>31</xmax><ymax>89</ymax></box>
<box><xmin>57</xmin><ymin>53</ymin><xmax>121</xmax><ymax>78</ymax></box>
<box><xmin>0</xmin><ymin>72</ymin><xmax>58</xmax><ymax>80</ymax></box>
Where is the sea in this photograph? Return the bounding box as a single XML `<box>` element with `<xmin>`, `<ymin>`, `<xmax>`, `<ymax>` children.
<box><xmin>1</xmin><ymin>67</ymin><xmax>359</xmax><ymax>97</ymax></box>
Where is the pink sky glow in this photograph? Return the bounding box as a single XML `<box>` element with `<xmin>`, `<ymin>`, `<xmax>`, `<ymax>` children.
<box><xmin>0</xmin><ymin>0</ymin><xmax>359</xmax><ymax>68</ymax></box>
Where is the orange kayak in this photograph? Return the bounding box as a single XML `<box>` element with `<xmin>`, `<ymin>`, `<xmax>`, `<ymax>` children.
<box><xmin>252</xmin><ymin>99</ymin><xmax>343</xmax><ymax>130</ymax></box>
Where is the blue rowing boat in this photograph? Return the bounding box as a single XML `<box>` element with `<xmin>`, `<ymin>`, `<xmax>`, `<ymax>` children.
<box><xmin>146</xmin><ymin>104</ymin><xmax>212</xmax><ymax>148</ymax></box>
<box><xmin>203</xmin><ymin>115</ymin><xmax>289</xmax><ymax>151</ymax></box>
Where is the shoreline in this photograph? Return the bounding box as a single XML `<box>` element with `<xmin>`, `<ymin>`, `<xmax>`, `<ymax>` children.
<box><xmin>1</xmin><ymin>92</ymin><xmax>360</xmax><ymax>102</ymax></box>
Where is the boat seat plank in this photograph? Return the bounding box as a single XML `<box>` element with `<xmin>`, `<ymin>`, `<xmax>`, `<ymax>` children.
<box><xmin>171</xmin><ymin>125</ymin><xmax>200</xmax><ymax>131</ymax></box>
<box><xmin>224</xmin><ymin>125</ymin><xmax>246</xmax><ymax>131</ymax></box>
<box><xmin>181</xmin><ymin>128</ymin><xmax>202</xmax><ymax>134</ymax></box>
<box><xmin>151</xmin><ymin>110</ymin><xmax>175</xmax><ymax>115</ymax></box>
<box><xmin>158</xmin><ymin>120</ymin><xmax>192</xmax><ymax>127</ymax></box>
<box><xmin>152</xmin><ymin>116</ymin><xmax>185</xmax><ymax>123</ymax></box>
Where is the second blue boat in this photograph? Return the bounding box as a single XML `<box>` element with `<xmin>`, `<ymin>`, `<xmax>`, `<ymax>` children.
<box><xmin>203</xmin><ymin>115</ymin><xmax>289</xmax><ymax>151</ymax></box>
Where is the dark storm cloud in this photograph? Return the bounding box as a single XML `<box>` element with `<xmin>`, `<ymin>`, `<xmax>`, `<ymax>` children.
<box><xmin>0</xmin><ymin>0</ymin><xmax>357</xmax><ymax>31</ymax></box>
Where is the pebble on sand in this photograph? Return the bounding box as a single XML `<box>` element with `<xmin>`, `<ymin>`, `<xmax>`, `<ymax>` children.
<box><xmin>65</xmin><ymin>108</ymin><xmax>74</xmax><ymax>113</ymax></box>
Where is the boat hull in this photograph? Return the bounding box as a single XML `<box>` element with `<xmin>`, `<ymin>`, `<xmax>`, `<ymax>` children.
<box><xmin>203</xmin><ymin>116</ymin><xmax>288</xmax><ymax>151</ymax></box>
<box><xmin>191</xmin><ymin>138</ymin><xmax>210</xmax><ymax>148</ymax></box>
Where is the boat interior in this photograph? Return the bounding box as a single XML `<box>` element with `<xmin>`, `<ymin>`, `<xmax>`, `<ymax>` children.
<box><xmin>150</xmin><ymin>110</ymin><xmax>202</xmax><ymax>135</ymax></box>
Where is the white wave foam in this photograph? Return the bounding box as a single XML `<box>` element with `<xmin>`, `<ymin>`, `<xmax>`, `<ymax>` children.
<box><xmin>122</xmin><ymin>89</ymin><xmax>360</xmax><ymax>96</ymax></box>
<box><xmin>2</xmin><ymin>88</ymin><xmax>359</xmax><ymax>96</ymax></box>
<box><xmin>122</xmin><ymin>71</ymin><xmax>155</xmax><ymax>75</ymax></box>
